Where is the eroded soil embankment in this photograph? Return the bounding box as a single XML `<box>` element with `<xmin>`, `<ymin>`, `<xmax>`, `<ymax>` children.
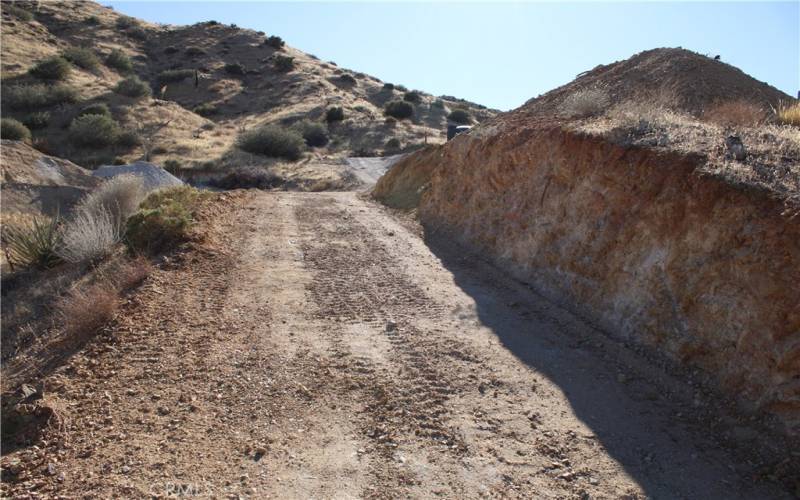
<box><xmin>378</xmin><ymin>127</ymin><xmax>800</xmax><ymax>433</ymax></box>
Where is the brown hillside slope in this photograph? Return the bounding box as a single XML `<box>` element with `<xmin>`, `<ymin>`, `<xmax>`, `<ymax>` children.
<box><xmin>1</xmin><ymin>0</ymin><xmax>495</xmax><ymax>175</ymax></box>
<box><xmin>375</xmin><ymin>48</ymin><xmax>800</xmax><ymax>434</ymax></box>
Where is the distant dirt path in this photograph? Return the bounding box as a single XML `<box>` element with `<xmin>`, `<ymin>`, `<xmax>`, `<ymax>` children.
<box><xmin>3</xmin><ymin>192</ymin><xmax>792</xmax><ymax>498</ymax></box>
<box><xmin>346</xmin><ymin>155</ymin><xmax>405</xmax><ymax>186</ymax></box>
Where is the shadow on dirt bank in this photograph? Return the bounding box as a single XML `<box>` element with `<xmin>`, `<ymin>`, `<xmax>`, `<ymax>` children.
<box><xmin>421</xmin><ymin>228</ymin><xmax>797</xmax><ymax>500</ymax></box>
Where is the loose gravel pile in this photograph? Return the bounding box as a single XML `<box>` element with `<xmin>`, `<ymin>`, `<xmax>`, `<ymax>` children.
<box><xmin>93</xmin><ymin>161</ymin><xmax>183</xmax><ymax>191</ymax></box>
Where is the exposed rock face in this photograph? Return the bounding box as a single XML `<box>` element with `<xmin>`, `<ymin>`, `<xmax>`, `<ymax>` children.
<box><xmin>380</xmin><ymin>127</ymin><xmax>800</xmax><ymax>433</ymax></box>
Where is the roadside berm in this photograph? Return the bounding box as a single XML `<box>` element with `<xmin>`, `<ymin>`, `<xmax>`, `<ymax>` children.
<box><xmin>374</xmin><ymin>47</ymin><xmax>800</xmax><ymax>434</ymax></box>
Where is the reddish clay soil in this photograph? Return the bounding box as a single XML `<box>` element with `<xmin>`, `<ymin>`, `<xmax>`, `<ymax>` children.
<box><xmin>1</xmin><ymin>191</ymin><xmax>797</xmax><ymax>498</ymax></box>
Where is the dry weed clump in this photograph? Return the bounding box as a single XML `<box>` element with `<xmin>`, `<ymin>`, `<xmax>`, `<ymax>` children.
<box><xmin>702</xmin><ymin>100</ymin><xmax>767</xmax><ymax>127</ymax></box>
<box><xmin>79</xmin><ymin>174</ymin><xmax>145</xmax><ymax>226</ymax></box>
<box><xmin>560</xmin><ymin>88</ymin><xmax>610</xmax><ymax>118</ymax></box>
<box><xmin>106</xmin><ymin>255</ymin><xmax>152</xmax><ymax>291</ymax></box>
<box><xmin>775</xmin><ymin>101</ymin><xmax>800</xmax><ymax>126</ymax></box>
<box><xmin>58</xmin><ymin>207</ymin><xmax>121</xmax><ymax>263</ymax></box>
<box><xmin>57</xmin><ymin>282</ymin><xmax>119</xmax><ymax>339</ymax></box>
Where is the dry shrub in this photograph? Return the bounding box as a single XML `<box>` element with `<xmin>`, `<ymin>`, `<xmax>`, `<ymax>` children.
<box><xmin>58</xmin><ymin>207</ymin><xmax>121</xmax><ymax>263</ymax></box>
<box><xmin>107</xmin><ymin>255</ymin><xmax>152</xmax><ymax>291</ymax></box>
<box><xmin>561</xmin><ymin>88</ymin><xmax>610</xmax><ymax>118</ymax></box>
<box><xmin>702</xmin><ymin>100</ymin><xmax>766</xmax><ymax>127</ymax></box>
<box><xmin>2</xmin><ymin>216</ymin><xmax>62</xmax><ymax>270</ymax></box>
<box><xmin>80</xmin><ymin>175</ymin><xmax>145</xmax><ymax>226</ymax></box>
<box><xmin>57</xmin><ymin>282</ymin><xmax>119</xmax><ymax>339</ymax></box>
<box><xmin>775</xmin><ymin>101</ymin><xmax>800</xmax><ymax>126</ymax></box>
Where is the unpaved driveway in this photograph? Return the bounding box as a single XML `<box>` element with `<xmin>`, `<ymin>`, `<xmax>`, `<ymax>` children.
<box><xmin>3</xmin><ymin>191</ymin><xmax>793</xmax><ymax>498</ymax></box>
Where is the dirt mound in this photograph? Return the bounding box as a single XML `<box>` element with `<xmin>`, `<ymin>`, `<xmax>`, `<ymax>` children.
<box><xmin>517</xmin><ymin>48</ymin><xmax>793</xmax><ymax>120</ymax></box>
<box><xmin>93</xmin><ymin>162</ymin><xmax>183</xmax><ymax>191</ymax></box>
<box><xmin>1</xmin><ymin>141</ymin><xmax>99</xmax><ymax>217</ymax></box>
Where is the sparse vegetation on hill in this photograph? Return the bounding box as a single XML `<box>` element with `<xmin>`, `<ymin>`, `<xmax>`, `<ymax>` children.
<box><xmin>264</xmin><ymin>35</ymin><xmax>285</xmax><ymax>48</ymax></box>
<box><xmin>62</xmin><ymin>47</ymin><xmax>100</xmax><ymax>70</ymax></box>
<box><xmin>5</xmin><ymin>84</ymin><xmax>79</xmax><ymax>111</ymax></box>
<box><xmin>326</xmin><ymin>107</ymin><xmax>345</xmax><ymax>123</ymax></box>
<box><xmin>403</xmin><ymin>91</ymin><xmax>421</xmax><ymax>103</ymax></box>
<box><xmin>157</xmin><ymin>69</ymin><xmax>194</xmax><ymax>84</ymax></box>
<box><xmin>114</xmin><ymin>75</ymin><xmax>151</xmax><ymax>98</ymax></box>
<box><xmin>69</xmin><ymin>114</ymin><xmax>120</xmax><ymax>148</ymax></box>
<box><xmin>385</xmin><ymin>100</ymin><xmax>414</xmax><ymax>119</ymax></box>
<box><xmin>185</xmin><ymin>46</ymin><xmax>206</xmax><ymax>56</ymax></box>
<box><xmin>193</xmin><ymin>102</ymin><xmax>218</xmax><ymax>116</ymax></box>
<box><xmin>224</xmin><ymin>62</ymin><xmax>246</xmax><ymax>75</ymax></box>
<box><xmin>560</xmin><ymin>88</ymin><xmax>610</xmax><ymax>118</ymax></box>
<box><xmin>702</xmin><ymin>100</ymin><xmax>766</xmax><ymax>127</ymax></box>
<box><xmin>776</xmin><ymin>101</ymin><xmax>800</xmax><ymax>126</ymax></box>
<box><xmin>22</xmin><ymin>111</ymin><xmax>50</xmax><ymax>130</ymax></box>
<box><xmin>4</xmin><ymin>3</ymin><xmax>34</xmax><ymax>21</ymax></box>
<box><xmin>236</xmin><ymin>125</ymin><xmax>304</xmax><ymax>160</ymax></box>
<box><xmin>29</xmin><ymin>56</ymin><xmax>71</xmax><ymax>81</ymax></box>
<box><xmin>105</xmin><ymin>49</ymin><xmax>133</xmax><ymax>73</ymax></box>
<box><xmin>294</xmin><ymin>120</ymin><xmax>329</xmax><ymax>147</ymax></box>
<box><xmin>1</xmin><ymin>118</ymin><xmax>31</xmax><ymax>141</ymax></box>
<box><xmin>78</xmin><ymin>103</ymin><xmax>112</xmax><ymax>118</ymax></box>
<box><xmin>447</xmin><ymin>109</ymin><xmax>471</xmax><ymax>124</ymax></box>
<box><xmin>274</xmin><ymin>55</ymin><xmax>295</xmax><ymax>72</ymax></box>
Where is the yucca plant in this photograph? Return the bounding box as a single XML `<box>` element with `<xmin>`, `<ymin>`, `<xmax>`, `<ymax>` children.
<box><xmin>2</xmin><ymin>215</ymin><xmax>63</xmax><ymax>270</ymax></box>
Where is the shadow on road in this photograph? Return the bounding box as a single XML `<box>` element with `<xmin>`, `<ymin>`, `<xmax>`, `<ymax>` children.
<box><xmin>421</xmin><ymin>227</ymin><xmax>794</xmax><ymax>500</ymax></box>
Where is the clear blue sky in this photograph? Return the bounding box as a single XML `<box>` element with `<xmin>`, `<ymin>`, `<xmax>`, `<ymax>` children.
<box><xmin>107</xmin><ymin>1</ymin><xmax>799</xmax><ymax>111</ymax></box>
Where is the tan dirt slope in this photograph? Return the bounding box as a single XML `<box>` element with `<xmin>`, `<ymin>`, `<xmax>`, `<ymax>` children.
<box><xmin>1</xmin><ymin>191</ymin><xmax>798</xmax><ymax>498</ymax></box>
<box><xmin>1</xmin><ymin>0</ymin><xmax>495</xmax><ymax>173</ymax></box>
<box><xmin>374</xmin><ymin>48</ymin><xmax>800</xmax><ymax>435</ymax></box>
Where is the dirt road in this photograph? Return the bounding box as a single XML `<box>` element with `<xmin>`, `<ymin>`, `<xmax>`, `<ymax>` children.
<box><xmin>4</xmin><ymin>191</ymin><xmax>794</xmax><ymax>498</ymax></box>
<box><xmin>346</xmin><ymin>155</ymin><xmax>405</xmax><ymax>186</ymax></box>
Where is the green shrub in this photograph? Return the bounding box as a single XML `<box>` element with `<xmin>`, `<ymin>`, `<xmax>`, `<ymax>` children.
<box><xmin>193</xmin><ymin>103</ymin><xmax>218</xmax><ymax>116</ymax></box>
<box><xmin>2</xmin><ymin>216</ymin><xmax>62</xmax><ymax>270</ymax></box>
<box><xmin>62</xmin><ymin>47</ymin><xmax>100</xmax><ymax>70</ymax></box>
<box><xmin>1</xmin><ymin>118</ymin><xmax>31</xmax><ymax>141</ymax></box>
<box><xmin>84</xmin><ymin>15</ymin><xmax>100</xmax><ymax>25</ymax></box>
<box><xmin>274</xmin><ymin>55</ymin><xmax>294</xmax><ymax>72</ymax></box>
<box><xmin>447</xmin><ymin>109</ymin><xmax>471</xmax><ymax>124</ymax></box>
<box><xmin>125</xmin><ymin>26</ymin><xmax>148</xmax><ymax>41</ymax></box>
<box><xmin>157</xmin><ymin>68</ymin><xmax>194</xmax><ymax>84</ymax></box>
<box><xmin>395</xmin><ymin>84</ymin><xmax>408</xmax><ymax>92</ymax></box>
<box><xmin>403</xmin><ymin>91</ymin><xmax>421</xmax><ymax>103</ymax></box>
<box><xmin>114</xmin><ymin>75</ymin><xmax>151</xmax><ymax>98</ymax></box>
<box><xmin>115</xmin><ymin>15</ymin><xmax>138</xmax><ymax>29</ymax></box>
<box><xmin>5</xmin><ymin>83</ymin><xmax>79</xmax><ymax>110</ymax></box>
<box><xmin>384</xmin><ymin>100</ymin><xmax>414</xmax><ymax>119</ymax></box>
<box><xmin>385</xmin><ymin>138</ymin><xmax>401</xmax><ymax>150</ymax></box>
<box><xmin>125</xmin><ymin>186</ymin><xmax>208</xmax><ymax>254</ymax></box>
<box><xmin>339</xmin><ymin>74</ymin><xmax>357</xmax><ymax>85</ymax></box>
<box><xmin>224</xmin><ymin>62</ymin><xmax>245</xmax><ymax>75</ymax></box>
<box><xmin>22</xmin><ymin>111</ymin><xmax>50</xmax><ymax>130</ymax></box>
<box><xmin>185</xmin><ymin>46</ymin><xmax>206</xmax><ymax>57</ymax></box>
<box><xmin>5</xmin><ymin>4</ymin><xmax>34</xmax><ymax>21</ymax></box>
<box><xmin>264</xmin><ymin>35</ymin><xmax>284</xmax><ymax>48</ymax></box>
<box><xmin>382</xmin><ymin>83</ymin><xmax>394</xmax><ymax>91</ymax></box>
<box><xmin>29</xmin><ymin>56</ymin><xmax>71</xmax><ymax>81</ymax></box>
<box><xmin>78</xmin><ymin>102</ymin><xmax>111</xmax><ymax>118</ymax></box>
<box><xmin>236</xmin><ymin>124</ymin><xmax>304</xmax><ymax>160</ymax></box>
<box><xmin>116</xmin><ymin>130</ymin><xmax>141</xmax><ymax>148</ymax></box>
<box><xmin>294</xmin><ymin>120</ymin><xmax>328</xmax><ymax>147</ymax></box>
<box><xmin>325</xmin><ymin>106</ymin><xmax>345</xmax><ymax>123</ymax></box>
<box><xmin>431</xmin><ymin>99</ymin><xmax>445</xmax><ymax>109</ymax></box>
<box><xmin>105</xmin><ymin>49</ymin><xmax>133</xmax><ymax>73</ymax></box>
<box><xmin>208</xmin><ymin>167</ymin><xmax>284</xmax><ymax>190</ymax></box>
<box><xmin>69</xmin><ymin>114</ymin><xmax>120</xmax><ymax>148</ymax></box>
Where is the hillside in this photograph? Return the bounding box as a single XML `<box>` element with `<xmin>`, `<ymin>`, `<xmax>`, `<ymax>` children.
<box><xmin>0</xmin><ymin>0</ymin><xmax>495</xmax><ymax>178</ymax></box>
<box><xmin>375</xmin><ymin>48</ymin><xmax>800</xmax><ymax>434</ymax></box>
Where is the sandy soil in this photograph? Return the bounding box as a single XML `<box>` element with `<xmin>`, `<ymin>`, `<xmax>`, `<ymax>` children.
<box><xmin>2</xmin><ymin>191</ymin><xmax>794</xmax><ymax>498</ymax></box>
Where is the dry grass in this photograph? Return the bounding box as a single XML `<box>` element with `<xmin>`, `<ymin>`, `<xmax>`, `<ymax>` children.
<box><xmin>702</xmin><ymin>100</ymin><xmax>767</xmax><ymax>127</ymax></box>
<box><xmin>560</xmin><ymin>88</ymin><xmax>610</xmax><ymax>118</ymax></box>
<box><xmin>79</xmin><ymin>174</ymin><xmax>145</xmax><ymax>226</ymax></box>
<box><xmin>56</xmin><ymin>282</ymin><xmax>119</xmax><ymax>339</ymax></box>
<box><xmin>58</xmin><ymin>206</ymin><xmax>121</xmax><ymax>263</ymax></box>
<box><xmin>775</xmin><ymin>101</ymin><xmax>800</xmax><ymax>126</ymax></box>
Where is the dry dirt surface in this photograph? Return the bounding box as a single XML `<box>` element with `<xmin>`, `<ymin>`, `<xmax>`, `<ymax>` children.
<box><xmin>2</xmin><ymin>191</ymin><xmax>795</xmax><ymax>498</ymax></box>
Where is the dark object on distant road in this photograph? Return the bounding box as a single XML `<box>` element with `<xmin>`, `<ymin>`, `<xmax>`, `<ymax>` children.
<box><xmin>447</xmin><ymin>124</ymin><xmax>471</xmax><ymax>141</ymax></box>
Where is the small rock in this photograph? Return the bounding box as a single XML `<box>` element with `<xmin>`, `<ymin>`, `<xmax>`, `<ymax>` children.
<box><xmin>589</xmin><ymin>477</ymin><xmax>599</xmax><ymax>485</ymax></box>
<box><xmin>558</xmin><ymin>471</ymin><xmax>575</xmax><ymax>481</ymax></box>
